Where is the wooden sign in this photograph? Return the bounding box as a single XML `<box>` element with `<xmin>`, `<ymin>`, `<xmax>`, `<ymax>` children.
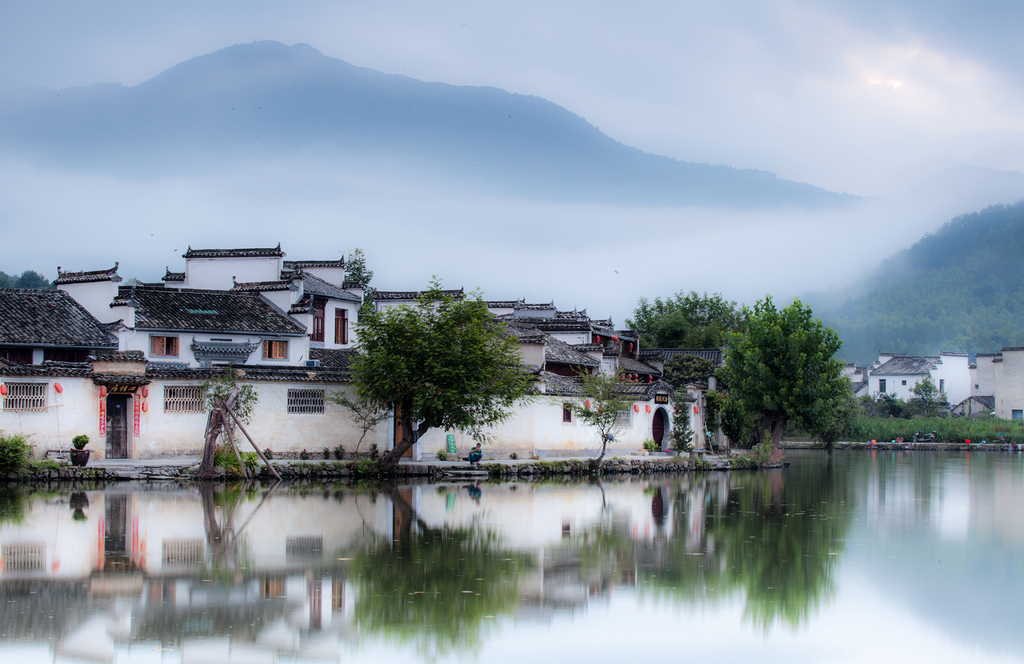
<box><xmin>447</xmin><ymin>434</ymin><xmax>457</xmax><ymax>454</ymax></box>
<box><xmin>107</xmin><ymin>384</ymin><xmax>139</xmax><ymax>394</ymax></box>
<box><xmin>654</xmin><ymin>394</ymin><xmax>669</xmax><ymax>404</ymax></box>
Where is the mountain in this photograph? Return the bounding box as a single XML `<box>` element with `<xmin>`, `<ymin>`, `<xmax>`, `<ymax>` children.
<box><xmin>0</xmin><ymin>41</ymin><xmax>853</xmax><ymax>208</ymax></box>
<box><xmin>816</xmin><ymin>200</ymin><xmax>1024</xmax><ymax>363</ymax></box>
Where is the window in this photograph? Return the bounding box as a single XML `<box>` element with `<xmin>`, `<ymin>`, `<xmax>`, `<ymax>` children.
<box><xmin>901</xmin><ymin>380</ymin><xmax>907</xmax><ymax>386</ymax></box>
<box><xmin>615</xmin><ymin>409</ymin><xmax>632</xmax><ymax>428</ymax></box>
<box><xmin>263</xmin><ymin>340</ymin><xmax>287</xmax><ymax>360</ymax></box>
<box><xmin>940</xmin><ymin>379</ymin><xmax>945</xmax><ymax>393</ymax></box>
<box><xmin>288</xmin><ymin>389</ymin><xmax>325</xmax><ymax>414</ymax></box>
<box><xmin>150</xmin><ymin>336</ymin><xmax>179</xmax><ymax>357</ymax></box>
<box><xmin>1014</xmin><ymin>410</ymin><xmax>1023</xmax><ymax>421</ymax></box>
<box><xmin>0</xmin><ymin>347</ymin><xmax>32</xmax><ymax>365</ymax></box>
<box><xmin>162</xmin><ymin>539</ymin><xmax>204</xmax><ymax>565</ymax></box>
<box><xmin>286</xmin><ymin>536</ymin><xmax>323</xmax><ymax>561</ymax></box>
<box><xmin>2</xmin><ymin>544</ymin><xmax>43</xmax><ymax>571</ymax></box>
<box><xmin>3</xmin><ymin>383</ymin><xmax>46</xmax><ymax>411</ymax></box>
<box><xmin>311</xmin><ymin>297</ymin><xmax>327</xmax><ymax>342</ymax></box>
<box><xmin>562</xmin><ymin>404</ymin><xmax>572</xmax><ymax>423</ymax></box>
<box><xmin>164</xmin><ymin>386</ymin><xmax>205</xmax><ymax>413</ymax></box>
<box><xmin>44</xmin><ymin>349</ymin><xmax>88</xmax><ymax>363</ymax></box>
<box><xmin>975</xmin><ymin>384</ymin><xmax>980</xmax><ymax>390</ymax></box>
<box><xmin>334</xmin><ymin>309</ymin><xmax>348</xmax><ymax>345</ymax></box>
<box><xmin>878</xmin><ymin>379</ymin><xmax>887</xmax><ymax>393</ymax></box>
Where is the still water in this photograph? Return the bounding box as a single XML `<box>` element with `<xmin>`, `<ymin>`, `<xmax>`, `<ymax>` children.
<box><xmin>1</xmin><ymin>450</ymin><xmax>1022</xmax><ymax>663</ymax></box>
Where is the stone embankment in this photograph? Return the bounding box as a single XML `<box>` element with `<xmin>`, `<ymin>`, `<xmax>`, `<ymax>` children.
<box><xmin>2</xmin><ymin>453</ymin><xmax>784</xmax><ymax>483</ymax></box>
<box><xmin>783</xmin><ymin>441</ymin><xmax>1022</xmax><ymax>452</ymax></box>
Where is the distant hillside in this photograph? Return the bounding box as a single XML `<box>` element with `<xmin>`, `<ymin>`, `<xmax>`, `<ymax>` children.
<box><xmin>0</xmin><ymin>41</ymin><xmax>852</xmax><ymax>208</ymax></box>
<box><xmin>818</xmin><ymin>201</ymin><xmax>1024</xmax><ymax>363</ymax></box>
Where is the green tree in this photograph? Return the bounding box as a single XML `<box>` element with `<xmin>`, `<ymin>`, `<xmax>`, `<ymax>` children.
<box><xmin>662</xmin><ymin>354</ymin><xmax>716</xmax><ymax>389</ymax></box>
<box><xmin>353</xmin><ymin>281</ymin><xmax>534</xmax><ymax>468</ymax></box>
<box><xmin>815</xmin><ymin>380</ymin><xmax>861</xmax><ymax>449</ymax></box>
<box><xmin>908</xmin><ymin>377</ymin><xmax>948</xmax><ymax>418</ymax></box>
<box><xmin>345</xmin><ymin>248</ymin><xmax>375</xmax><ymax>315</ymax></box>
<box><xmin>574</xmin><ymin>369</ymin><xmax>636</xmax><ymax>461</ymax></box>
<box><xmin>627</xmin><ymin>291</ymin><xmax>742</xmax><ymax>349</ymax></box>
<box><xmin>723</xmin><ymin>297</ymin><xmax>845</xmax><ymax>448</ymax></box>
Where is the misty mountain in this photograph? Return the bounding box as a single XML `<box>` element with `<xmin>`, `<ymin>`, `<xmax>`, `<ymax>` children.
<box><xmin>0</xmin><ymin>41</ymin><xmax>853</xmax><ymax>208</ymax></box>
<box><xmin>815</xmin><ymin>200</ymin><xmax>1024</xmax><ymax>363</ymax></box>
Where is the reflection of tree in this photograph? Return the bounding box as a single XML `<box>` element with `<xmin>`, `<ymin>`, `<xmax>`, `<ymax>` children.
<box><xmin>198</xmin><ymin>482</ymin><xmax>277</xmax><ymax>581</ymax></box>
<box><xmin>351</xmin><ymin>488</ymin><xmax>530</xmax><ymax>660</ymax></box>
<box><xmin>0</xmin><ymin>486</ymin><xmax>29</xmax><ymax>523</ymax></box>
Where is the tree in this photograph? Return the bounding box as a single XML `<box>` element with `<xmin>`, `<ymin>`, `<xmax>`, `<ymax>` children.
<box><xmin>669</xmin><ymin>405</ymin><xmax>694</xmax><ymax>454</ymax></box>
<box><xmin>815</xmin><ymin>380</ymin><xmax>861</xmax><ymax>449</ymax></box>
<box><xmin>722</xmin><ymin>297</ymin><xmax>845</xmax><ymax>449</ymax></box>
<box><xmin>345</xmin><ymin>248</ymin><xmax>376</xmax><ymax>316</ymax></box>
<box><xmin>352</xmin><ymin>281</ymin><xmax>534</xmax><ymax>468</ymax></box>
<box><xmin>197</xmin><ymin>368</ymin><xmax>259</xmax><ymax>479</ymax></box>
<box><xmin>627</xmin><ymin>291</ymin><xmax>743</xmax><ymax>349</ymax></box>
<box><xmin>574</xmin><ymin>369</ymin><xmax>635</xmax><ymax>462</ymax></box>
<box><xmin>908</xmin><ymin>377</ymin><xmax>948</xmax><ymax>418</ymax></box>
<box><xmin>662</xmin><ymin>354</ymin><xmax>716</xmax><ymax>390</ymax></box>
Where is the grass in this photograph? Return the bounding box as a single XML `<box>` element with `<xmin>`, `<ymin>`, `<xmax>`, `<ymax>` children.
<box><xmin>849</xmin><ymin>416</ymin><xmax>1024</xmax><ymax>444</ymax></box>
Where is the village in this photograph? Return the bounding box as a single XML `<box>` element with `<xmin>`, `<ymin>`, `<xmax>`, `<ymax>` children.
<box><xmin>0</xmin><ymin>244</ymin><xmax>708</xmax><ymax>463</ymax></box>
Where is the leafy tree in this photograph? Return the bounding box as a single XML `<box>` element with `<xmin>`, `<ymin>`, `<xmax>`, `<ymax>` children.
<box><xmin>722</xmin><ymin>297</ymin><xmax>845</xmax><ymax>448</ymax></box>
<box><xmin>573</xmin><ymin>369</ymin><xmax>636</xmax><ymax>461</ymax></box>
<box><xmin>815</xmin><ymin>380</ymin><xmax>861</xmax><ymax>449</ymax></box>
<box><xmin>353</xmin><ymin>281</ymin><xmax>534</xmax><ymax>468</ymax></box>
<box><xmin>0</xmin><ymin>270</ymin><xmax>52</xmax><ymax>289</ymax></box>
<box><xmin>908</xmin><ymin>377</ymin><xmax>948</xmax><ymax>418</ymax></box>
<box><xmin>345</xmin><ymin>248</ymin><xmax>376</xmax><ymax>316</ymax></box>
<box><xmin>669</xmin><ymin>405</ymin><xmax>694</xmax><ymax>453</ymax></box>
<box><xmin>662</xmin><ymin>354</ymin><xmax>716</xmax><ymax>389</ymax></box>
<box><xmin>627</xmin><ymin>291</ymin><xmax>742</xmax><ymax>349</ymax></box>
<box><xmin>871</xmin><ymin>392</ymin><xmax>908</xmax><ymax>419</ymax></box>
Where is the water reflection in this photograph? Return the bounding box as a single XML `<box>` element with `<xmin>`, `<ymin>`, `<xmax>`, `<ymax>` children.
<box><xmin>0</xmin><ymin>453</ymin><xmax>1022</xmax><ymax>662</ymax></box>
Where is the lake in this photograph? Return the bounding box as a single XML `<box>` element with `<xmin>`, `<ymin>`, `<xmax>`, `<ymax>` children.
<box><xmin>1</xmin><ymin>450</ymin><xmax>1022</xmax><ymax>663</ymax></box>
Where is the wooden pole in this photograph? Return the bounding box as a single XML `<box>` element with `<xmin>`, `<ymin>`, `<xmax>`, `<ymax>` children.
<box><xmin>223</xmin><ymin>405</ymin><xmax>282</xmax><ymax>480</ymax></box>
<box><xmin>223</xmin><ymin>422</ymin><xmax>247</xmax><ymax>480</ymax></box>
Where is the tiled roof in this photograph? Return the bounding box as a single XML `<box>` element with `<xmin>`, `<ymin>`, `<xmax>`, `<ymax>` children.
<box><xmin>283</xmin><ymin>259</ymin><xmax>345</xmax><ymax>269</ymax></box>
<box><xmin>301</xmin><ymin>273</ymin><xmax>362</xmax><ymax>302</ymax></box>
<box><xmin>374</xmin><ymin>289</ymin><xmax>465</xmax><ymax>300</ymax></box>
<box><xmin>941</xmin><ymin>351</ymin><xmax>968</xmax><ymax>357</ymax></box>
<box><xmin>113</xmin><ymin>286</ymin><xmax>306</xmax><ymax>335</ymax></box>
<box><xmin>341</xmin><ymin>280</ymin><xmax>365</xmax><ymax>290</ymax></box>
<box><xmin>506</xmin><ymin>316</ymin><xmax>593</xmax><ymax>332</ymax></box>
<box><xmin>544</xmin><ymin>335</ymin><xmax>600</xmax><ymax>367</ymax></box>
<box><xmin>617</xmin><ymin>356</ymin><xmax>662</xmax><ymax>376</ymax></box>
<box><xmin>231</xmin><ymin>279</ymin><xmax>293</xmax><ymax>292</ymax></box>
<box><xmin>309</xmin><ymin>348</ymin><xmax>358</xmax><ymax>371</ymax></box>
<box><xmin>540</xmin><ymin>373</ymin><xmax>675</xmax><ymax>399</ymax></box>
<box><xmin>554</xmin><ymin>309</ymin><xmax>588</xmax><ymax>320</ymax></box>
<box><xmin>486</xmin><ymin>300</ymin><xmax>522</xmax><ymax>309</ymax></box>
<box><xmin>184</xmin><ymin>245</ymin><xmax>284</xmax><ymax>259</ymax></box>
<box><xmin>0</xmin><ymin>289</ymin><xmax>117</xmax><ymax>348</ymax></box>
<box><xmin>93</xmin><ymin>373</ymin><xmax>151</xmax><ymax>386</ymax></box>
<box><xmin>504</xmin><ymin>322</ymin><xmax>545</xmax><ymax>344</ymax></box>
<box><xmin>0</xmin><ymin>360</ymin><xmax>95</xmax><ymax>378</ymax></box>
<box><xmin>571</xmin><ymin>343</ymin><xmax>602</xmax><ymax>352</ymax></box>
<box><xmin>162</xmin><ymin>268</ymin><xmax>185</xmax><ymax>282</ymax></box>
<box><xmin>54</xmin><ymin>263</ymin><xmax>120</xmax><ymax>285</ymax></box>
<box><xmin>516</xmin><ymin>301</ymin><xmax>556</xmax><ymax>311</ymax></box>
<box><xmin>870</xmin><ymin>356</ymin><xmax>939</xmax><ymax>376</ymax></box>
<box><xmin>91</xmin><ymin>350</ymin><xmax>146</xmax><ymax>362</ymax></box>
<box><xmin>144</xmin><ymin>364</ymin><xmax>351</xmax><ymax>383</ymax></box>
<box><xmin>641</xmin><ymin>348</ymin><xmax>723</xmax><ymax>366</ymax></box>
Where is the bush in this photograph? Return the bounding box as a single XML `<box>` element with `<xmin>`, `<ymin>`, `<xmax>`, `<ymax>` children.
<box><xmin>263</xmin><ymin>447</ymin><xmax>274</xmax><ymax>460</ymax></box>
<box><xmin>71</xmin><ymin>434</ymin><xmax>89</xmax><ymax>450</ymax></box>
<box><xmin>0</xmin><ymin>432</ymin><xmax>31</xmax><ymax>474</ymax></box>
<box><xmin>642</xmin><ymin>439</ymin><xmax>659</xmax><ymax>452</ymax></box>
<box><xmin>322</xmin><ymin>447</ymin><xmax>331</xmax><ymax>460</ymax></box>
<box><xmin>299</xmin><ymin>449</ymin><xmax>311</xmax><ymax>460</ymax></box>
<box><xmin>368</xmin><ymin>443</ymin><xmax>380</xmax><ymax>460</ymax></box>
<box><xmin>850</xmin><ymin>416</ymin><xmax>1024</xmax><ymax>444</ymax></box>
<box><xmin>333</xmin><ymin>445</ymin><xmax>345</xmax><ymax>460</ymax></box>
<box><xmin>436</xmin><ymin>449</ymin><xmax>448</xmax><ymax>461</ymax></box>
<box><xmin>242</xmin><ymin>452</ymin><xmax>260</xmax><ymax>474</ymax></box>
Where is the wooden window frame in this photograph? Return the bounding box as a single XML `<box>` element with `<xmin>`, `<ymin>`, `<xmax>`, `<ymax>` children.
<box><xmin>263</xmin><ymin>340</ymin><xmax>287</xmax><ymax>360</ymax></box>
<box><xmin>562</xmin><ymin>404</ymin><xmax>572</xmax><ymax>423</ymax></box>
<box><xmin>150</xmin><ymin>336</ymin><xmax>179</xmax><ymax>357</ymax></box>
<box><xmin>334</xmin><ymin>308</ymin><xmax>349</xmax><ymax>345</ymax></box>
<box><xmin>311</xmin><ymin>297</ymin><xmax>327</xmax><ymax>342</ymax></box>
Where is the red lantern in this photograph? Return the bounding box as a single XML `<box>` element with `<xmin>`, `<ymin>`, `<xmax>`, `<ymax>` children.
<box><xmin>633</xmin><ymin>404</ymin><xmax>640</xmax><ymax>413</ymax></box>
<box><xmin>647</xmin><ymin>375</ymin><xmax>653</xmax><ymax>383</ymax></box>
<box><xmin>585</xmin><ymin>400</ymin><xmax>591</xmax><ymax>409</ymax></box>
<box><xmin>693</xmin><ymin>405</ymin><xmax>700</xmax><ymax>414</ymax></box>
<box><xmin>141</xmin><ymin>386</ymin><xmax>149</xmax><ymax>398</ymax></box>
<box><xmin>612</xmin><ymin>335</ymin><xmax>619</xmax><ymax>341</ymax></box>
<box><xmin>99</xmin><ymin>386</ymin><xmax>106</xmax><ymax>398</ymax></box>
<box><xmin>628</xmin><ymin>342</ymin><xmax>633</xmax><ymax>351</ymax></box>
<box><xmin>53</xmin><ymin>383</ymin><xmax>63</xmax><ymax>394</ymax></box>
<box><xmin>594</xmin><ymin>335</ymin><xmax>601</xmax><ymax>343</ymax></box>
<box><xmin>646</xmin><ymin>405</ymin><xmax>651</xmax><ymax>413</ymax></box>
<box><xmin>0</xmin><ymin>384</ymin><xmax>6</xmax><ymax>396</ymax></box>
<box><xmin>142</xmin><ymin>401</ymin><xmax>149</xmax><ymax>413</ymax></box>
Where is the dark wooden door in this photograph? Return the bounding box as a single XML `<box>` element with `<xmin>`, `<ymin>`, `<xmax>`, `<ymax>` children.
<box><xmin>652</xmin><ymin>408</ymin><xmax>666</xmax><ymax>447</ymax></box>
<box><xmin>106</xmin><ymin>395</ymin><xmax>129</xmax><ymax>459</ymax></box>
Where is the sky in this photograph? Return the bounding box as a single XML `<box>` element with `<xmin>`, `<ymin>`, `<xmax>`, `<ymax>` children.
<box><xmin>2</xmin><ymin>0</ymin><xmax>1024</xmax><ymax>321</ymax></box>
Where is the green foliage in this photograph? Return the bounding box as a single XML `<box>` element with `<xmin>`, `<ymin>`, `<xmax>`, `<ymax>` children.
<box><xmin>0</xmin><ymin>487</ymin><xmax>29</xmax><ymax>523</ymax></box>
<box><xmin>263</xmin><ymin>447</ymin><xmax>274</xmax><ymax>459</ymax></box>
<box><xmin>627</xmin><ymin>291</ymin><xmax>743</xmax><ymax>349</ymax></box>
<box><xmin>328</xmin><ymin>388</ymin><xmax>389</xmax><ymax>454</ymax></box>
<box><xmin>334</xmin><ymin>444</ymin><xmax>345</xmax><ymax>460</ymax></box>
<box><xmin>0</xmin><ymin>432</ymin><xmax>31</xmax><ymax>474</ymax></box>
<box><xmin>818</xmin><ymin>202</ymin><xmax>1024</xmax><ymax>362</ymax></box>
<box><xmin>71</xmin><ymin>434</ymin><xmax>89</xmax><ymax>450</ymax></box>
<box><xmin>723</xmin><ymin>297</ymin><xmax>845</xmax><ymax>447</ymax></box>
<box><xmin>353</xmin><ymin>280</ymin><xmax>534</xmax><ymax>463</ymax></box>
<box><xmin>0</xmin><ymin>270</ymin><xmax>52</xmax><ymax>289</ymax></box>
<box><xmin>299</xmin><ymin>449</ymin><xmax>311</xmax><ymax>460</ymax></box>
<box><xmin>345</xmin><ymin>248</ymin><xmax>374</xmax><ymax>286</ymax></box>
<box><xmin>242</xmin><ymin>452</ymin><xmax>260</xmax><ymax>474</ymax></box>
<box><xmin>202</xmin><ymin>367</ymin><xmax>258</xmax><ymax>423</ymax></box>
<box><xmin>849</xmin><ymin>416</ymin><xmax>1024</xmax><ymax>443</ymax></box>
<box><xmin>815</xmin><ymin>381</ymin><xmax>862</xmax><ymax>447</ymax></box>
<box><xmin>575</xmin><ymin>369</ymin><xmax>635</xmax><ymax>461</ymax></box>
<box><xmin>908</xmin><ymin>377</ymin><xmax>949</xmax><ymax>418</ymax></box>
<box><xmin>692</xmin><ymin>457</ymin><xmax>712</xmax><ymax>471</ymax></box>
<box><xmin>642</xmin><ymin>439</ymin><xmax>659</xmax><ymax>452</ymax></box>
<box><xmin>670</xmin><ymin>406</ymin><xmax>694</xmax><ymax>453</ymax></box>
<box><xmin>662</xmin><ymin>354</ymin><xmax>717</xmax><ymax>389</ymax></box>
<box><xmin>728</xmin><ymin>440</ymin><xmax>782</xmax><ymax>469</ymax></box>
<box><xmin>436</xmin><ymin>449</ymin><xmax>448</xmax><ymax>461</ymax></box>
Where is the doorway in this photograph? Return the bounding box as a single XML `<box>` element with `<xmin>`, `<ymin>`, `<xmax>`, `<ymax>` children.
<box><xmin>106</xmin><ymin>395</ymin><xmax>130</xmax><ymax>459</ymax></box>
<box><xmin>652</xmin><ymin>408</ymin><xmax>667</xmax><ymax>448</ymax></box>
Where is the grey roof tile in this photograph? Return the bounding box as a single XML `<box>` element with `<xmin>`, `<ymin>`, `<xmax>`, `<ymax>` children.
<box><xmin>113</xmin><ymin>286</ymin><xmax>306</xmax><ymax>335</ymax></box>
<box><xmin>0</xmin><ymin>289</ymin><xmax>117</xmax><ymax>348</ymax></box>
<box><xmin>184</xmin><ymin>245</ymin><xmax>284</xmax><ymax>259</ymax></box>
<box><xmin>54</xmin><ymin>263</ymin><xmax>121</xmax><ymax>285</ymax></box>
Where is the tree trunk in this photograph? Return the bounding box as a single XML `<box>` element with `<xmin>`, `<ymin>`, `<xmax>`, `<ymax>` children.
<box><xmin>381</xmin><ymin>400</ymin><xmax>431</xmax><ymax>469</ymax></box>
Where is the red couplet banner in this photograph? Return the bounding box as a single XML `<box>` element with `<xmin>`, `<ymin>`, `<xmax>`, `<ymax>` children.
<box><xmin>133</xmin><ymin>398</ymin><xmax>140</xmax><ymax>436</ymax></box>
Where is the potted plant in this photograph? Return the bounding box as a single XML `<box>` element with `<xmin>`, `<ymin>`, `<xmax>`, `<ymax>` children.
<box><xmin>70</xmin><ymin>434</ymin><xmax>91</xmax><ymax>467</ymax></box>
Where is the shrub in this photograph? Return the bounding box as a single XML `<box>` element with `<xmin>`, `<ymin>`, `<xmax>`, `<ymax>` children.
<box><xmin>263</xmin><ymin>447</ymin><xmax>274</xmax><ymax>460</ymax></box>
<box><xmin>509</xmin><ymin>452</ymin><xmax>519</xmax><ymax>460</ymax></box>
<box><xmin>322</xmin><ymin>447</ymin><xmax>331</xmax><ymax>460</ymax></box>
<box><xmin>368</xmin><ymin>443</ymin><xmax>380</xmax><ymax>460</ymax></box>
<box><xmin>242</xmin><ymin>452</ymin><xmax>260</xmax><ymax>474</ymax></box>
<box><xmin>0</xmin><ymin>432</ymin><xmax>31</xmax><ymax>474</ymax></box>
<box><xmin>642</xmin><ymin>439</ymin><xmax>659</xmax><ymax>452</ymax></box>
<box><xmin>436</xmin><ymin>449</ymin><xmax>448</xmax><ymax>461</ymax></box>
<box><xmin>299</xmin><ymin>449</ymin><xmax>311</xmax><ymax>460</ymax></box>
<box><xmin>333</xmin><ymin>445</ymin><xmax>345</xmax><ymax>460</ymax></box>
<box><xmin>71</xmin><ymin>434</ymin><xmax>89</xmax><ymax>450</ymax></box>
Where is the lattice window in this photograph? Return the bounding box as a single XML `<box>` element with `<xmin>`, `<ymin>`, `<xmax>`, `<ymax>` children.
<box><xmin>288</xmin><ymin>389</ymin><xmax>325</xmax><ymax>414</ymax></box>
<box><xmin>2</xmin><ymin>544</ymin><xmax>43</xmax><ymax>571</ymax></box>
<box><xmin>263</xmin><ymin>340</ymin><xmax>287</xmax><ymax>359</ymax></box>
<box><xmin>164</xmin><ymin>385</ymin><xmax>205</xmax><ymax>413</ymax></box>
<box><xmin>615</xmin><ymin>409</ymin><xmax>632</xmax><ymax>428</ymax></box>
<box><xmin>286</xmin><ymin>536</ymin><xmax>323</xmax><ymax>560</ymax></box>
<box><xmin>162</xmin><ymin>539</ymin><xmax>205</xmax><ymax>565</ymax></box>
<box><xmin>2</xmin><ymin>383</ymin><xmax>46</xmax><ymax>411</ymax></box>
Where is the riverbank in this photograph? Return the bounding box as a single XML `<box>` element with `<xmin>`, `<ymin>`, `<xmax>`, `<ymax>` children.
<box><xmin>1</xmin><ymin>452</ymin><xmax>783</xmax><ymax>483</ymax></box>
<box><xmin>783</xmin><ymin>441</ymin><xmax>1023</xmax><ymax>452</ymax></box>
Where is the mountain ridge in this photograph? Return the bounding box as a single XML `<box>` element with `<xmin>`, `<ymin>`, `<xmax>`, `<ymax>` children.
<box><xmin>0</xmin><ymin>41</ymin><xmax>854</xmax><ymax>208</ymax></box>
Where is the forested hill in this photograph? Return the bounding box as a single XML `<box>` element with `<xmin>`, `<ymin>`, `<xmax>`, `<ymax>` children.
<box><xmin>817</xmin><ymin>201</ymin><xmax>1024</xmax><ymax>363</ymax></box>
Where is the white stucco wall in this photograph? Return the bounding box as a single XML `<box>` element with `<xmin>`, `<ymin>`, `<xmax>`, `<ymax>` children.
<box><xmin>870</xmin><ymin>372</ymin><xmax>926</xmax><ymax>400</ymax></box>
<box><xmin>933</xmin><ymin>353</ymin><xmax>971</xmax><ymax>406</ymax></box>
<box><xmin>57</xmin><ymin>280</ymin><xmax>122</xmax><ymax>324</ymax></box>
<box><xmin>121</xmin><ymin>330</ymin><xmax>309</xmax><ymax>368</ymax></box>
<box><xmin>0</xmin><ymin>376</ymin><xmax>99</xmax><ymax>457</ymax></box>
<box><xmin>184</xmin><ymin>256</ymin><xmax>283</xmax><ymax>290</ymax></box>
<box><xmin>298</xmin><ymin>266</ymin><xmax>345</xmax><ymax>286</ymax></box>
<box><xmin>994</xmin><ymin>350</ymin><xmax>1024</xmax><ymax>420</ymax></box>
<box><xmin>973</xmin><ymin>354</ymin><xmax>999</xmax><ymax>396</ymax></box>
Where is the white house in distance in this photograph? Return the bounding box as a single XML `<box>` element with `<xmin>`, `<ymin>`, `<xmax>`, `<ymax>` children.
<box><xmin>868</xmin><ymin>351</ymin><xmax>970</xmax><ymax>406</ymax></box>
